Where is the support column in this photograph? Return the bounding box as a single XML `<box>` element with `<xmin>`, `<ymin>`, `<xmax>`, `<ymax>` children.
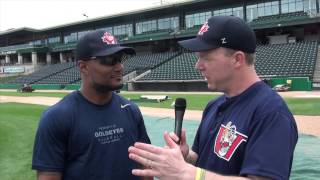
<box><xmin>5</xmin><ymin>55</ymin><xmax>10</xmax><ymax>64</ymax></box>
<box><xmin>18</xmin><ymin>53</ymin><xmax>23</xmax><ymax>64</ymax></box>
<box><xmin>59</xmin><ymin>52</ymin><xmax>66</xmax><ymax>63</ymax></box>
<box><xmin>46</xmin><ymin>52</ymin><xmax>52</xmax><ymax>64</ymax></box>
<box><xmin>32</xmin><ymin>52</ymin><xmax>38</xmax><ymax>65</ymax></box>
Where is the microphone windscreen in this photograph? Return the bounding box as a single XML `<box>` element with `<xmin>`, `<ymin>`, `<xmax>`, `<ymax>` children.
<box><xmin>175</xmin><ymin>98</ymin><xmax>186</xmax><ymax>109</ymax></box>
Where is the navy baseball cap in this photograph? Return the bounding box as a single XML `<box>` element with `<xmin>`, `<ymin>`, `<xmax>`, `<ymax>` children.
<box><xmin>178</xmin><ymin>16</ymin><xmax>256</xmax><ymax>53</ymax></box>
<box><xmin>75</xmin><ymin>30</ymin><xmax>135</xmax><ymax>61</ymax></box>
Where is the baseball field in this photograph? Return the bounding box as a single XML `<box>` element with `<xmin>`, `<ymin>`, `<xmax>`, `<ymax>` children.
<box><xmin>0</xmin><ymin>90</ymin><xmax>319</xmax><ymax>179</ymax></box>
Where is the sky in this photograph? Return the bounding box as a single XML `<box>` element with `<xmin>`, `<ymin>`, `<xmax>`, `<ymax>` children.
<box><xmin>0</xmin><ymin>0</ymin><xmax>187</xmax><ymax>31</ymax></box>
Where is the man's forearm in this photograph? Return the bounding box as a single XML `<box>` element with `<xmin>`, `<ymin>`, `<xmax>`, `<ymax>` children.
<box><xmin>37</xmin><ymin>171</ymin><xmax>62</xmax><ymax>180</ymax></box>
<box><xmin>183</xmin><ymin>165</ymin><xmax>271</xmax><ymax>180</ymax></box>
<box><xmin>183</xmin><ymin>150</ymin><xmax>268</xmax><ymax>180</ymax></box>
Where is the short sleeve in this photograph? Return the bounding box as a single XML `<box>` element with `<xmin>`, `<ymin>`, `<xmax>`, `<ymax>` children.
<box><xmin>191</xmin><ymin>125</ymin><xmax>201</xmax><ymax>154</ymax></box>
<box><xmin>240</xmin><ymin>111</ymin><xmax>298</xmax><ymax>179</ymax></box>
<box><xmin>32</xmin><ymin>109</ymin><xmax>70</xmax><ymax>172</ymax></box>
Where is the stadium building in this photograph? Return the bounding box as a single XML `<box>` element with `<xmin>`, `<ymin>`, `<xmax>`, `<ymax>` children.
<box><xmin>1</xmin><ymin>0</ymin><xmax>320</xmax><ymax>91</ymax></box>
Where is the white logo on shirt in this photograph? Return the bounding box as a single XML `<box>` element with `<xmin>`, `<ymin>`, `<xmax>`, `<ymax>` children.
<box><xmin>121</xmin><ymin>104</ymin><xmax>130</xmax><ymax>108</ymax></box>
<box><xmin>95</xmin><ymin>125</ymin><xmax>124</xmax><ymax>144</ymax></box>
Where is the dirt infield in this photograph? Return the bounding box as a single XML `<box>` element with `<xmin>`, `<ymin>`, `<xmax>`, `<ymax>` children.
<box><xmin>1</xmin><ymin>95</ymin><xmax>319</xmax><ymax>137</ymax></box>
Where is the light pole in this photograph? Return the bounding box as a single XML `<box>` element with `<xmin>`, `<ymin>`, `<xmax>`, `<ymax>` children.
<box><xmin>82</xmin><ymin>13</ymin><xmax>89</xmax><ymax>19</ymax></box>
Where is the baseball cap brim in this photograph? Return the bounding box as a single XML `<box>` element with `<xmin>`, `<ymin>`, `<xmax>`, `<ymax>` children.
<box><xmin>93</xmin><ymin>45</ymin><xmax>136</xmax><ymax>57</ymax></box>
<box><xmin>178</xmin><ymin>38</ymin><xmax>219</xmax><ymax>52</ymax></box>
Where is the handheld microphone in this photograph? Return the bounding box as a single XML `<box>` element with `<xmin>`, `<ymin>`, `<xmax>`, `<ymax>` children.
<box><xmin>174</xmin><ymin>98</ymin><xmax>186</xmax><ymax>144</ymax></box>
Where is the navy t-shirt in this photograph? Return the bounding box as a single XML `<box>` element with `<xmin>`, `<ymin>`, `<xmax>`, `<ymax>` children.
<box><xmin>32</xmin><ymin>91</ymin><xmax>151</xmax><ymax>180</ymax></box>
<box><xmin>192</xmin><ymin>81</ymin><xmax>298</xmax><ymax>180</ymax></box>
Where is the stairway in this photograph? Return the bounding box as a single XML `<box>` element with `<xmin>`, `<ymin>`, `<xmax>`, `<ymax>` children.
<box><xmin>312</xmin><ymin>45</ymin><xmax>320</xmax><ymax>89</ymax></box>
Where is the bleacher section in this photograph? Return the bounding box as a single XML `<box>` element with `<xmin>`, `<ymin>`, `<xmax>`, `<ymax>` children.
<box><xmin>36</xmin><ymin>65</ymin><xmax>80</xmax><ymax>84</ymax></box>
<box><xmin>8</xmin><ymin>62</ymin><xmax>75</xmax><ymax>84</ymax></box>
<box><xmin>255</xmin><ymin>41</ymin><xmax>318</xmax><ymax>77</ymax></box>
<box><xmin>122</xmin><ymin>51</ymin><xmax>179</xmax><ymax>75</ymax></box>
<box><xmin>5</xmin><ymin>52</ymin><xmax>179</xmax><ymax>85</ymax></box>
<box><xmin>136</xmin><ymin>42</ymin><xmax>317</xmax><ymax>81</ymax></box>
<box><xmin>137</xmin><ymin>52</ymin><xmax>202</xmax><ymax>81</ymax></box>
<box><xmin>5</xmin><ymin>42</ymin><xmax>318</xmax><ymax>86</ymax></box>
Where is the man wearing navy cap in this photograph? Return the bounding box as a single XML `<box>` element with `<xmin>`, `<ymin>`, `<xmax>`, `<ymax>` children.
<box><xmin>32</xmin><ymin>30</ymin><xmax>152</xmax><ymax>180</ymax></box>
<box><xmin>128</xmin><ymin>16</ymin><xmax>297</xmax><ymax>180</ymax></box>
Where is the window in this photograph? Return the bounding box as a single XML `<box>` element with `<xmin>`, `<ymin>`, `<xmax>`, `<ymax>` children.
<box><xmin>185</xmin><ymin>11</ymin><xmax>211</xmax><ymax>28</ymax></box>
<box><xmin>113</xmin><ymin>24</ymin><xmax>133</xmax><ymax>37</ymax></box>
<box><xmin>246</xmin><ymin>1</ymin><xmax>279</xmax><ymax>22</ymax></box>
<box><xmin>281</xmin><ymin>0</ymin><xmax>305</xmax><ymax>13</ymax></box>
<box><xmin>247</xmin><ymin>4</ymin><xmax>258</xmax><ymax>22</ymax></box>
<box><xmin>63</xmin><ymin>33</ymin><xmax>77</xmax><ymax>44</ymax></box>
<box><xmin>48</xmin><ymin>36</ymin><xmax>61</xmax><ymax>44</ymax></box>
<box><xmin>272</xmin><ymin>1</ymin><xmax>280</xmax><ymax>14</ymax></box>
<box><xmin>304</xmin><ymin>0</ymin><xmax>317</xmax><ymax>14</ymax></box>
<box><xmin>233</xmin><ymin>7</ymin><xmax>244</xmax><ymax>18</ymax></box>
<box><xmin>158</xmin><ymin>17</ymin><xmax>179</xmax><ymax>31</ymax></box>
<box><xmin>214</xmin><ymin>6</ymin><xmax>244</xmax><ymax>19</ymax></box>
<box><xmin>31</xmin><ymin>40</ymin><xmax>42</xmax><ymax>45</ymax></box>
<box><xmin>136</xmin><ymin>20</ymin><xmax>157</xmax><ymax>34</ymax></box>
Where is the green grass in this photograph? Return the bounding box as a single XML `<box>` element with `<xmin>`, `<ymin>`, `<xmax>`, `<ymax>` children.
<box><xmin>284</xmin><ymin>98</ymin><xmax>320</xmax><ymax>116</ymax></box>
<box><xmin>1</xmin><ymin>91</ymin><xmax>320</xmax><ymax>115</ymax></box>
<box><xmin>0</xmin><ymin>91</ymin><xmax>68</xmax><ymax>98</ymax></box>
<box><xmin>0</xmin><ymin>76</ymin><xmax>21</xmax><ymax>83</ymax></box>
<box><xmin>121</xmin><ymin>93</ymin><xmax>217</xmax><ymax>110</ymax></box>
<box><xmin>0</xmin><ymin>103</ymin><xmax>47</xmax><ymax>180</ymax></box>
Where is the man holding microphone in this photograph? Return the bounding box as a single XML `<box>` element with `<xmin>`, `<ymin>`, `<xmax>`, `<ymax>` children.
<box><xmin>128</xmin><ymin>16</ymin><xmax>297</xmax><ymax>180</ymax></box>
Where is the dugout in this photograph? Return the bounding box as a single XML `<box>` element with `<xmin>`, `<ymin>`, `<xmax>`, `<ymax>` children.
<box><xmin>271</xmin><ymin>77</ymin><xmax>312</xmax><ymax>91</ymax></box>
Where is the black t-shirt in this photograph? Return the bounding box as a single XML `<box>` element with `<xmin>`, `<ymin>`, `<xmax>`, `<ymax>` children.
<box><xmin>32</xmin><ymin>91</ymin><xmax>151</xmax><ymax>180</ymax></box>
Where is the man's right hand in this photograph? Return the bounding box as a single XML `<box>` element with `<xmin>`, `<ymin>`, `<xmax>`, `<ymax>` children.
<box><xmin>169</xmin><ymin>129</ymin><xmax>198</xmax><ymax>165</ymax></box>
<box><xmin>169</xmin><ymin>129</ymin><xmax>189</xmax><ymax>160</ymax></box>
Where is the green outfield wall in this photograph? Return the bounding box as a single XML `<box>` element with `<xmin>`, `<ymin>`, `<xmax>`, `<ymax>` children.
<box><xmin>271</xmin><ymin>77</ymin><xmax>312</xmax><ymax>91</ymax></box>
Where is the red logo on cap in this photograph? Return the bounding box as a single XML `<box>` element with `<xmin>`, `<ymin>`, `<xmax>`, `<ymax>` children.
<box><xmin>198</xmin><ymin>21</ymin><xmax>210</xmax><ymax>35</ymax></box>
<box><xmin>101</xmin><ymin>32</ymin><xmax>117</xmax><ymax>44</ymax></box>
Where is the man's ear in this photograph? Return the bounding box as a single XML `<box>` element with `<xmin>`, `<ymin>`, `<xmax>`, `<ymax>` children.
<box><xmin>232</xmin><ymin>51</ymin><xmax>246</xmax><ymax>68</ymax></box>
<box><xmin>77</xmin><ymin>60</ymin><xmax>89</xmax><ymax>74</ymax></box>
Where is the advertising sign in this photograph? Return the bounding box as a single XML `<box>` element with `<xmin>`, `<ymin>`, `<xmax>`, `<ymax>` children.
<box><xmin>3</xmin><ymin>66</ymin><xmax>25</xmax><ymax>74</ymax></box>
